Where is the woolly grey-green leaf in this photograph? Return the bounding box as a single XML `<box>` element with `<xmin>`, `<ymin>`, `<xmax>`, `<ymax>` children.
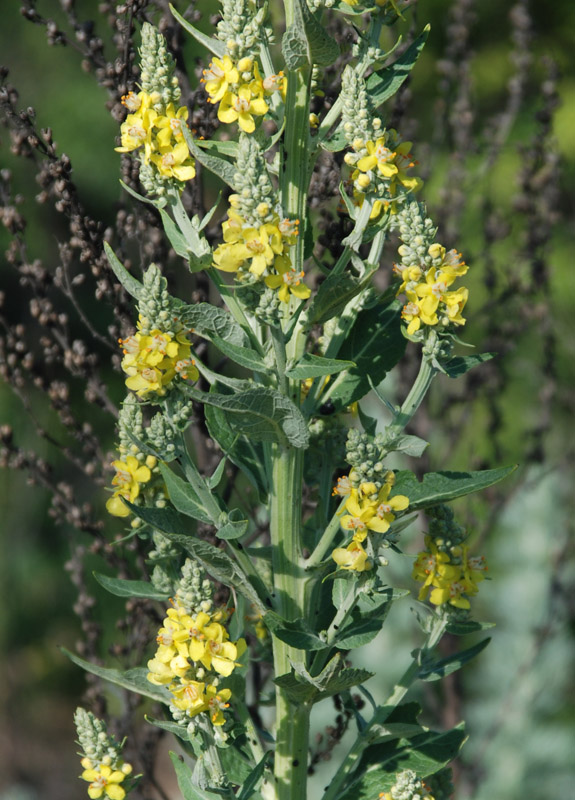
<box><xmin>392</xmin><ymin>465</ymin><xmax>517</xmax><ymax>510</ymax></box>
<box><xmin>92</xmin><ymin>573</ymin><xmax>171</xmax><ymax>601</ymax></box>
<box><xmin>286</xmin><ymin>353</ymin><xmax>356</xmax><ymax>380</ymax></box>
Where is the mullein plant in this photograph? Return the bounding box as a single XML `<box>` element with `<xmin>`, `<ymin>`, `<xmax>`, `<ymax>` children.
<box><xmin>64</xmin><ymin>5</ymin><xmax>515</xmax><ymax>800</ymax></box>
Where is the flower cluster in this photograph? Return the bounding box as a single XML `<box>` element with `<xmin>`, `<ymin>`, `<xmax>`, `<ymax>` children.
<box><xmin>119</xmin><ymin>323</ymin><xmax>198</xmax><ymax>398</ymax></box>
<box><xmin>412</xmin><ymin>537</ymin><xmax>487</xmax><ymax>609</ymax></box>
<box><xmin>412</xmin><ymin>506</ymin><xmax>487</xmax><ymax>610</ymax></box>
<box><xmin>332</xmin><ymin>472</ymin><xmax>409</xmax><ymax>571</ymax></box>
<box><xmin>116</xmin><ymin>90</ymin><xmax>196</xmax><ymax>183</ymax></box>
<box><xmin>202</xmin><ymin>55</ymin><xmax>284</xmax><ymax>133</ymax></box>
<box><xmin>147</xmin><ymin>603</ymin><xmax>246</xmax><ymax>726</ymax></box>
<box><xmin>75</xmin><ymin>708</ymin><xmax>134</xmax><ymax>800</ymax></box>
<box><xmin>106</xmin><ymin>452</ymin><xmax>156</xmax><ymax>517</ymax></box>
<box><xmin>379</xmin><ymin>769</ymin><xmax>434</xmax><ymax>800</ymax></box>
<box><xmin>344</xmin><ymin>129</ymin><xmax>423</xmax><ymax>218</ymax></box>
<box><xmin>213</xmin><ymin>202</ymin><xmax>309</xmax><ymax>302</ymax></box>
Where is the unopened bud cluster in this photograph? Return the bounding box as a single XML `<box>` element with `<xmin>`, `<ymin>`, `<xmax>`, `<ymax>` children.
<box><xmin>140</xmin><ymin>23</ymin><xmax>181</xmax><ymax>110</ymax></box>
<box><xmin>175</xmin><ymin>558</ymin><xmax>214</xmax><ymax>616</ymax></box>
<box><xmin>379</xmin><ymin>769</ymin><xmax>434</xmax><ymax>800</ymax></box>
<box><xmin>345</xmin><ymin>428</ymin><xmax>390</xmax><ymax>489</ymax></box>
<box><xmin>217</xmin><ymin>0</ymin><xmax>268</xmax><ymax>58</ymax></box>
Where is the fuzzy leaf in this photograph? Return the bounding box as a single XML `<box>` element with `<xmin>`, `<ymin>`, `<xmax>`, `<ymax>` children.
<box><xmin>392</xmin><ymin>465</ymin><xmax>517</xmax><ymax>510</ymax></box>
<box><xmin>169</xmin><ymin>752</ymin><xmax>224</xmax><ymax>800</ymax></box>
<box><xmin>61</xmin><ymin>648</ymin><xmax>170</xmax><ymax>704</ymax></box>
<box><xmin>210</xmin><ymin>334</ymin><xmax>271</xmax><ymax>374</ymax></box>
<box><xmin>204</xmin><ymin>400</ymin><xmax>269</xmax><ymax>502</ymax></box>
<box><xmin>366</xmin><ymin>26</ymin><xmax>430</xmax><ymax>108</ymax></box>
<box><xmin>146</xmin><ymin>716</ymin><xmax>192</xmax><ymax>743</ymax></box>
<box><xmin>158</xmin><ymin>207</ymin><xmax>191</xmax><ymax>259</ymax></box>
<box><xmin>178</xmin><ymin>302</ymin><xmax>249</xmax><ymax>348</ymax></box>
<box><xmin>273</xmin><ymin>672</ymin><xmax>318</xmax><ymax>704</ymax></box>
<box><xmin>320</xmin><ymin>667</ymin><xmax>375</xmax><ymax>697</ymax></box>
<box><xmin>103</xmin><ymin>242</ymin><xmax>143</xmax><ymax>300</ymax></box>
<box><xmin>440</xmin><ymin>353</ymin><xmax>496</xmax><ymax>378</ymax></box>
<box><xmin>189</xmin><ymin>387</ymin><xmax>310</xmax><ymax>449</ymax></box>
<box><xmin>286</xmin><ymin>353</ymin><xmax>356</xmax><ymax>380</ymax></box>
<box><xmin>170</xmin><ymin>4</ymin><xmax>226</xmax><ymax>58</ymax></box>
<box><xmin>123</xmin><ymin>500</ymin><xmax>195</xmax><ymax>534</ymax></box>
<box><xmin>92</xmin><ymin>573</ymin><xmax>171</xmax><ymax>601</ymax></box>
<box><xmin>306</xmin><ymin>272</ymin><xmax>363</xmax><ymax>325</ymax></box>
<box><xmin>329</xmin><ymin>300</ymin><xmax>407</xmax><ymax>410</ymax></box>
<box><xmin>418</xmin><ymin>638</ymin><xmax>491</xmax><ymax>681</ymax></box>
<box><xmin>159</xmin><ymin>463</ymin><xmax>214</xmax><ymax>524</ymax></box>
<box><xmin>388</xmin><ymin>434</ymin><xmax>429</xmax><ymax>457</ymax></box>
<box><xmin>197</xmin><ymin>138</ymin><xmax>239</xmax><ymax>158</ymax></box>
<box><xmin>269</xmin><ymin>618</ymin><xmax>327</xmax><ymax>651</ymax></box>
<box><xmin>320</xmin><ymin>125</ymin><xmax>347</xmax><ymax>152</ymax></box>
<box><xmin>282</xmin><ymin>0</ymin><xmax>339</xmax><ymax>70</ymax></box>
<box><xmin>445</xmin><ymin>619</ymin><xmax>496</xmax><ymax>636</ymax></box>
<box><xmin>207</xmin><ymin>458</ymin><xmax>227</xmax><ymax>490</ymax></box>
<box><xmin>217</xmin><ymin>508</ymin><xmax>249</xmax><ymax>541</ymax></box>
<box><xmin>342</xmin><ymin>724</ymin><xmax>467</xmax><ymax>799</ymax></box>
<box><xmin>181</xmin><ymin>124</ymin><xmax>237</xmax><ymax>188</ymax></box>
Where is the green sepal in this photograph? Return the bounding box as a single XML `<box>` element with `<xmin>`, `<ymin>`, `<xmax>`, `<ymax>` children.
<box><xmin>186</xmin><ymin>386</ymin><xmax>310</xmax><ymax>449</ymax></box>
<box><xmin>438</xmin><ymin>353</ymin><xmax>496</xmax><ymax>378</ymax></box>
<box><xmin>392</xmin><ymin>464</ymin><xmax>517</xmax><ymax>510</ymax></box>
<box><xmin>92</xmin><ymin>572</ymin><xmax>171</xmax><ymax>601</ymax></box>
<box><xmin>169</xmin><ymin>4</ymin><xmax>226</xmax><ymax>58</ymax></box>
<box><xmin>366</xmin><ymin>25</ymin><xmax>430</xmax><ymax>108</ymax></box>
<box><xmin>418</xmin><ymin>637</ymin><xmax>491</xmax><ymax>681</ymax></box>
<box><xmin>61</xmin><ymin>648</ymin><xmax>170</xmax><ymax>704</ymax></box>
<box><xmin>103</xmin><ymin>242</ymin><xmax>143</xmax><ymax>300</ymax></box>
<box><xmin>285</xmin><ymin>353</ymin><xmax>356</xmax><ymax>380</ymax></box>
<box><xmin>159</xmin><ymin>462</ymin><xmax>214</xmax><ymax>524</ymax></box>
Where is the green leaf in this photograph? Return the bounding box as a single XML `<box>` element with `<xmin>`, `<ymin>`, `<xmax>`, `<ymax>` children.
<box><xmin>217</xmin><ymin>508</ymin><xmax>249</xmax><ymax>541</ymax></box>
<box><xmin>204</xmin><ymin>400</ymin><xmax>269</xmax><ymax>502</ymax></box>
<box><xmin>207</xmin><ymin>458</ymin><xmax>227</xmax><ymax>490</ymax></box>
<box><xmin>219</xmin><ymin>745</ymin><xmax>255</xmax><ymax>788</ymax></box>
<box><xmin>440</xmin><ymin>353</ymin><xmax>496</xmax><ymax>378</ymax></box>
<box><xmin>320</xmin><ymin>667</ymin><xmax>375</xmax><ymax>696</ymax></box>
<box><xmin>366</xmin><ymin>26</ymin><xmax>430</xmax><ymax>108</ymax></box>
<box><xmin>210</xmin><ymin>334</ymin><xmax>271</xmax><ymax>374</ymax></box>
<box><xmin>61</xmin><ymin>648</ymin><xmax>170</xmax><ymax>704</ymax></box>
<box><xmin>93</xmin><ymin>572</ymin><xmax>171</xmax><ymax>601</ymax></box>
<box><xmin>445</xmin><ymin>619</ymin><xmax>496</xmax><ymax>636</ymax></box>
<box><xmin>169</xmin><ymin>4</ymin><xmax>225</xmax><ymax>58</ymax></box>
<box><xmin>286</xmin><ymin>353</ymin><xmax>356</xmax><ymax>380</ymax></box>
<box><xmin>418</xmin><ymin>638</ymin><xmax>491</xmax><ymax>681</ymax></box>
<box><xmin>306</xmin><ymin>272</ymin><xmax>363</xmax><ymax>325</ymax></box>
<box><xmin>124</xmin><ymin>500</ymin><xmax>196</xmax><ymax>535</ymax></box>
<box><xmin>145</xmin><ymin>715</ymin><xmax>192</xmax><ymax>743</ymax></box>
<box><xmin>197</xmin><ymin>138</ymin><xmax>239</xmax><ymax>159</ymax></box>
<box><xmin>282</xmin><ymin>0</ymin><xmax>339</xmax><ymax>69</ymax></box>
<box><xmin>166</xmin><ymin>533</ymin><xmax>267</xmax><ymax>613</ymax></box>
<box><xmin>237</xmin><ymin>753</ymin><xmax>272</xmax><ymax>800</ymax></box>
<box><xmin>392</xmin><ymin>465</ymin><xmax>517</xmax><ymax>510</ymax></box>
<box><xmin>103</xmin><ymin>242</ymin><xmax>143</xmax><ymax>300</ymax></box>
<box><xmin>159</xmin><ymin>462</ymin><xmax>214</xmax><ymax>524</ymax></box>
<box><xmin>181</xmin><ymin>124</ymin><xmax>237</xmax><ymax>188</ymax></box>
<box><xmin>158</xmin><ymin>207</ymin><xmax>191</xmax><ymax>259</ymax></box>
<box><xmin>388</xmin><ymin>434</ymin><xmax>429</xmax><ymax>457</ymax></box>
<box><xmin>329</xmin><ymin>300</ymin><xmax>407</xmax><ymax>410</ymax></box>
<box><xmin>268</xmin><ymin>617</ymin><xmax>327</xmax><ymax>651</ymax></box>
<box><xmin>190</xmin><ymin>387</ymin><xmax>309</xmax><ymax>449</ymax></box>
<box><xmin>342</xmin><ymin>725</ymin><xmax>466</xmax><ymax>799</ymax></box>
<box><xmin>273</xmin><ymin>672</ymin><xmax>318</xmax><ymax>704</ymax></box>
<box><xmin>169</xmin><ymin>752</ymin><xmax>224</xmax><ymax>800</ymax></box>
<box><xmin>179</xmin><ymin>302</ymin><xmax>250</xmax><ymax>348</ymax></box>
<box><xmin>320</xmin><ymin>125</ymin><xmax>347</xmax><ymax>153</ymax></box>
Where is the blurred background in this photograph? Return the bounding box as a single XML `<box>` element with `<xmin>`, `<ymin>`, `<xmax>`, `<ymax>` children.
<box><xmin>0</xmin><ymin>0</ymin><xmax>573</xmax><ymax>798</ymax></box>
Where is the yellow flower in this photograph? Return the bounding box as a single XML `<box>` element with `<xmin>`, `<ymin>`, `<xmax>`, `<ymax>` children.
<box><xmin>106</xmin><ymin>455</ymin><xmax>151</xmax><ymax>517</ymax></box>
<box><xmin>213</xmin><ymin>221</ymin><xmax>283</xmax><ymax>275</ymax></box>
<box><xmin>429</xmin><ymin>577</ymin><xmax>475</xmax><ymax>609</ymax></box>
<box><xmin>153</xmin><ymin>103</ymin><xmax>190</xmax><ymax>148</ymax></box>
<box><xmin>202</xmin><ymin>55</ymin><xmax>240</xmax><ymax>104</ymax></box>
<box><xmin>412</xmin><ymin>537</ymin><xmax>460</xmax><ymax>602</ymax></box>
<box><xmin>373</xmin><ymin>483</ymin><xmax>409</xmax><ymax>528</ymax></box>
<box><xmin>119</xmin><ymin>328</ymin><xmax>197</xmax><ymax>398</ymax></box>
<box><xmin>115</xmin><ymin>91</ymin><xmax>157</xmax><ymax>161</ymax></box>
<box><xmin>332</xmin><ymin>475</ymin><xmax>353</xmax><ymax>497</ymax></box>
<box><xmin>171</xmin><ymin>679</ymin><xmax>208</xmax><ymax>714</ymax></box>
<box><xmin>150</xmin><ymin>141</ymin><xmax>196</xmax><ymax>182</ymax></box>
<box><xmin>340</xmin><ymin>493</ymin><xmax>392</xmax><ymax>541</ymax></box>
<box><xmin>218</xmin><ymin>85</ymin><xmax>269</xmax><ymax>133</ymax></box>
<box><xmin>206</xmin><ymin>685</ymin><xmax>232</xmax><ymax>725</ymax></box>
<box><xmin>80</xmin><ymin>764</ymin><xmax>128</xmax><ymax>800</ymax></box>
<box><xmin>261</xmin><ymin>68</ymin><xmax>287</xmax><ymax>100</ymax></box>
<box><xmin>264</xmin><ymin>266</ymin><xmax>311</xmax><ymax>303</ymax></box>
<box><xmin>332</xmin><ymin>540</ymin><xmax>372</xmax><ymax>571</ymax></box>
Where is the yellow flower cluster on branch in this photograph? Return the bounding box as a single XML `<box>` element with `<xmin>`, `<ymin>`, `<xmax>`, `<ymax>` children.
<box><xmin>332</xmin><ymin>473</ymin><xmax>409</xmax><ymax>571</ymax></box>
<box><xmin>345</xmin><ymin>129</ymin><xmax>422</xmax><ymax>218</ymax></box>
<box><xmin>147</xmin><ymin>604</ymin><xmax>246</xmax><ymax>726</ymax></box>
<box><xmin>116</xmin><ymin>90</ymin><xmax>195</xmax><ymax>182</ymax></box>
<box><xmin>213</xmin><ymin>205</ymin><xmax>310</xmax><ymax>303</ymax></box>
<box><xmin>202</xmin><ymin>55</ymin><xmax>284</xmax><ymax>133</ymax></box>
<box><xmin>412</xmin><ymin>536</ymin><xmax>487</xmax><ymax>609</ymax></box>
<box><xmin>106</xmin><ymin>453</ymin><xmax>157</xmax><ymax>518</ymax></box>
<box><xmin>119</xmin><ymin>324</ymin><xmax>198</xmax><ymax>398</ymax></box>
<box><xmin>396</xmin><ymin>243</ymin><xmax>469</xmax><ymax>336</ymax></box>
